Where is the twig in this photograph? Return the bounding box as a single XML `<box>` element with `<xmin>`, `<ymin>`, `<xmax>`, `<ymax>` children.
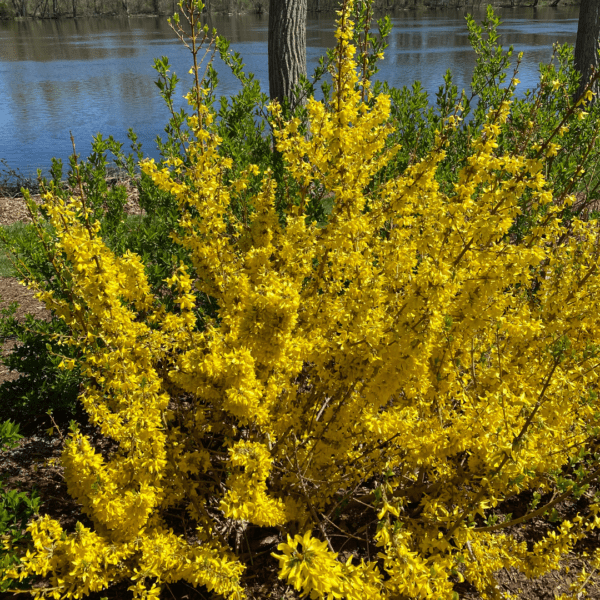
<box><xmin>46</xmin><ymin>411</ymin><xmax>65</xmax><ymax>442</ymax></box>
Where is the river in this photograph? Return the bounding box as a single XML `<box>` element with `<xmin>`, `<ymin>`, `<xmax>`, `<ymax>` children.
<box><xmin>0</xmin><ymin>6</ymin><xmax>580</xmax><ymax>179</ymax></box>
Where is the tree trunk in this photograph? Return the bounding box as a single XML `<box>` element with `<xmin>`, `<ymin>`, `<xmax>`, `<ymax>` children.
<box><xmin>574</xmin><ymin>0</ymin><xmax>600</xmax><ymax>101</ymax></box>
<box><xmin>16</xmin><ymin>0</ymin><xmax>28</xmax><ymax>17</ymax></box>
<box><xmin>268</xmin><ymin>0</ymin><xmax>307</xmax><ymax>108</ymax></box>
<box><xmin>72</xmin><ymin>0</ymin><xmax>76</xmax><ymax>17</ymax></box>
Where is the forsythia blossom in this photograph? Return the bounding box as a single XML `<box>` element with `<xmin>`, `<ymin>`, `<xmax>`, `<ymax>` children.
<box><xmin>4</xmin><ymin>0</ymin><xmax>600</xmax><ymax>598</ymax></box>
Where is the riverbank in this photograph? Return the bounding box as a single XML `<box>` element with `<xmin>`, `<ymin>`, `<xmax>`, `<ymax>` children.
<box><xmin>0</xmin><ymin>0</ymin><xmax>581</xmax><ymax>20</ymax></box>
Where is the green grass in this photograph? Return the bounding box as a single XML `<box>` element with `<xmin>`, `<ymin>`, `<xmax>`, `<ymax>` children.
<box><xmin>0</xmin><ymin>222</ymin><xmax>41</xmax><ymax>278</ymax></box>
<box><xmin>0</xmin><ymin>247</ymin><xmax>16</xmax><ymax>278</ymax></box>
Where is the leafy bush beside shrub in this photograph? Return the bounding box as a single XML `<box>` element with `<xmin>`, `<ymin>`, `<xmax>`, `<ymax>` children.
<box><xmin>0</xmin><ymin>304</ymin><xmax>81</xmax><ymax>423</ymax></box>
<box><xmin>0</xmin><ymin>420</ymin><xmax>40</xmax><ymax>594</ymax></box>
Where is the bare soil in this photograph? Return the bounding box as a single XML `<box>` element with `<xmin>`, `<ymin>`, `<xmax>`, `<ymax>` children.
<box><xmin>1</xmin><ymin>191</ymin><xmax>600</xmax><ymax>600</ymax></box>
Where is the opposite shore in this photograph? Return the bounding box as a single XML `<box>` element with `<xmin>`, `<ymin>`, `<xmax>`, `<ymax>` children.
<box><xmin>0</xmin><ymin>0</ymin><xmax>582</xmax><ymax>21</ymax></box>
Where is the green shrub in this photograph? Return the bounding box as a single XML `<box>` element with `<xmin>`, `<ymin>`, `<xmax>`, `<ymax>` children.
<box><xmin>0</xmin><ymin>420</ymin><xmax>40</xmax><ymax>594</ymax></box>
<box><xmin>0</xmin><ymin>2</ymin><xmax>16</xmax><ymax>20</ymax></box>
<box><xmin>382</xmin><ymin>7</ymin><xmax>600</xmax><ymax>236</ymax></box>
<box><xmin>0</xmin><ymin>304</ymin><xmax>81</xmax><ymax>423</ymax></box>
<box><xmin>0</xmin><ymin>221</ymin><xmax>53</xmax><ymax>279</ymax></box>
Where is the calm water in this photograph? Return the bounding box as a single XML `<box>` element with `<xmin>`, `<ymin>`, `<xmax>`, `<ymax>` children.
<box><xmin>0</xmin><ymin>6</ymin><xmax>580</xmax><ymax>178</ymax></box>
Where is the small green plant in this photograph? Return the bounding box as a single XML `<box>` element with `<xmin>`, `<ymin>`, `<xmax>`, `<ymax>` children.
<box><xmin>0</xmin><ymin>420</ymin><xmax>22</xmax><ymax>450</ymax></box>
<box><xmin>0</xmin><ymin>303</ymin><xmax>81</xmax><ymax>423</ymax></box>
<box><xmin>0</xmin><ymin>420</ymin><xmax>40</xmax><ymax>594</ymax></box>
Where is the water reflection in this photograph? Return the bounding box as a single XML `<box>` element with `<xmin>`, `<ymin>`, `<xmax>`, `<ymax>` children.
<box><xmin>0</xmin><ymin>6</ymin><xmax>579</xmax><ymax>177</ymax></box>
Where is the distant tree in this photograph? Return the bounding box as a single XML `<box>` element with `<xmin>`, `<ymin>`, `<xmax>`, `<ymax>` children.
<box><xmin>574</xmin><ymin>0</ymin><xmax>600</xmax><ymax>100</ymax></box>
<box><xmin>11</xmin><ymin>0</ymin><xmax>27</xmax><ymax>17</ymax></box>
<box><xmin>268</xmin><ymin>0</ymin><xmax>307</xmax><ymax>108</ymax></box>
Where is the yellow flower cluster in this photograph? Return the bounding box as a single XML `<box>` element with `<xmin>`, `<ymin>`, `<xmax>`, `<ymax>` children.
<box><xmin>273</xmin><ymin>530</ymin><xmax>383</xmax><ymax>599</ymax></box>
<box><xmin>220</xmin><ymin>441</ymin><xmax>288</xmax><ymax>526</ymax></box>
<box><xmin>5</xmin><ymin>0</ymin><xmax>600</xmax><ymax>597</ymax></box>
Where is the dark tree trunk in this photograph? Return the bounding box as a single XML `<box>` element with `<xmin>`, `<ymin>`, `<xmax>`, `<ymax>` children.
<box><xmin>72</xmin><ymin>0</ymin><xmax>76</xmax><ymax>17</ymax></box>
<box><xmin>574</xmin><ymin>0</ymin><xmax>600</xmax><ymax>101</ymax></box>
<box><xmin>268</xmin><ymin>0</ymin><xmax>307</xmax><ymax>107</ymax></box>
<box><xmin>14</xmin><ymin>0</ymin><xmax>28</xmax><ymax>17</ymax></box>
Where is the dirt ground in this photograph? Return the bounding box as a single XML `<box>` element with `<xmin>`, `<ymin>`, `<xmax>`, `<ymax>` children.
<box><xmin>1</xmin><ymin>190</ymin><xmax>600</xmax><ymax>600</ymax></box>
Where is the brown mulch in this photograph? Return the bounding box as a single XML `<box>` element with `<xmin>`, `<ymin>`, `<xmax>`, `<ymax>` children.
<box><xmin>0</xmin><ymin>277</ymin><xmax>50</xmax><ymax>321</ymax></box>
<box><xmin>1</xmin><ymin>188</ymin><xmax>600</xmax><ymax>599</ymax></box>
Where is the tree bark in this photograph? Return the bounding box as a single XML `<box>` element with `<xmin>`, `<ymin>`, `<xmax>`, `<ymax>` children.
<box><xmin>268</xmin><ymin>0</ymin><xmax>307</xmax><ymax>107</ymax></box>
<box><xmin>13</xmin><ymin>0</ymin><xmax>28</xmax><ymax>17</ymax></box>
<box><xmin>574</xmin><ymin>0</ymin><xmax>600</xmax><ymax>101</ymax></box>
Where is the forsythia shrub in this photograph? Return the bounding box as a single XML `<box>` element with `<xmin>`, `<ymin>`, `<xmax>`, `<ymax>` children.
<box><xmin>5</xmin><ymin>0</ymin><xmax>600</xmax><ymax>598</ymax></box>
